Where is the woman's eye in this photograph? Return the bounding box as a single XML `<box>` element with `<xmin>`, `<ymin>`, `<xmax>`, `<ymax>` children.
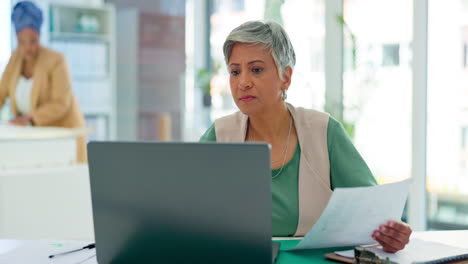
<box><xmin>230</xmin><ymin>70</ymin><xmax>239</xmax><ymax>76</ymax></box>
<box><xmin>252</xmin><ymin>67</ymin><xmax>263</xmax><ymax>73</ymax></box>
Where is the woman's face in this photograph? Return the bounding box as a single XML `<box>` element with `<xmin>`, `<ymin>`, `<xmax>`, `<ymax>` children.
<box><xmin>17</xmin><ymin>27</ymin><xmax>40</xmax><ymax>60</ymax></box>
<box><xmin>228</xmin><ymin>43</ymin><xmax>291</xmax><ymax>116</ymax></box>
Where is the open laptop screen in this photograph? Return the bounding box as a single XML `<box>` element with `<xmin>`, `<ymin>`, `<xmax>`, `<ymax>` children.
<box><xmin>88</xmin><ymin>142</ymin><xmax>272</xmax><ymax>264</ymax></box>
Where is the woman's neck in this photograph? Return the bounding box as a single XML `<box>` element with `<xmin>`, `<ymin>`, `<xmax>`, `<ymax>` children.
<box><xmin>22</xmin><ymin>58</ymin><xmax>36</xmax><ymax>79</ymax></box>
<box><xmin>248</xmin><ymin>102</ymin><xmax>291</xmax><ymax>142</ymax></box>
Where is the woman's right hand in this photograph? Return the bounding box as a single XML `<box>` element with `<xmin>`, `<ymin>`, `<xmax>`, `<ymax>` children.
<box><xmin>9</xmin><ymin>115</ymin><xmax>32</xmax><ymax>126</ymax></box>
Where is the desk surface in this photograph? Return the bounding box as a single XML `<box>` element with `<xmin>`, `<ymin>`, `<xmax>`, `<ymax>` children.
<box><xmin>0</xmin><ymin>230</ymin><xmax>467</xmax><ymax>263</ymax></box>
<box><xmin>276</xmin><ymin>230</ymin><xmax>468</xmax><ymax>263</ymax></box>
<box><xmin>0</xmin><ymin>124</ymin><xmax>90</xmax><ymax>141</ymax></box>
<box><xmin>0</xmin><ymin>165</ymin><xmax>94</xmax><ymax>240</ymax></box>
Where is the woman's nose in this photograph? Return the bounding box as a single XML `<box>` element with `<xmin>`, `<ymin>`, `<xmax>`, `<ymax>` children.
<box><xmin>238</xmin><ymin>72</ymin><xmax>253</xmax><ymax>90</ymax></box>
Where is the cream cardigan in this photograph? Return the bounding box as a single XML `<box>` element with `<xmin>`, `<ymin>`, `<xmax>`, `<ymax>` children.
<box><xmin>214</xmin><ymin>103</ymin><xmax>333</xmax><ymax>236</ymax></box>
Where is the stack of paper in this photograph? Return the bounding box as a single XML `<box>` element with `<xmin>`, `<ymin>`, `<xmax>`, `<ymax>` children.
<box><xmin>334</xmin><ymin>239</ymin><xmax>468</xmax><ymax>264</ymax></box>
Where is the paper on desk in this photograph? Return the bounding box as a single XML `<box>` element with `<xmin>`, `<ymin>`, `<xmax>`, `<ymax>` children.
<box><xmin>289</xmin><ymin>179</ymin><xmax>411</xmax><ymax>250</ymax></box>
<box><xmin>0</xmin><ymin>240</ymin><xmax>97</xmax><ymax>264</ymax></box>
<box><xmin>334</xmin><ymin>239</ymin><xmax>468</xmax><ymax>264</ymax></box>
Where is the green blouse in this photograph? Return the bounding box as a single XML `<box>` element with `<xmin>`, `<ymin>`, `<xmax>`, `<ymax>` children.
<box><xmin>199</xmin><ymin>117</ymin><xmax>377</xmax><ymax>236</ymax></box>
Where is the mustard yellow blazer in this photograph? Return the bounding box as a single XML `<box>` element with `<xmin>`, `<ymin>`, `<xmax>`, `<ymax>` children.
<box><xmin>0</xmin><ymin>46</ymin><xmax>87</xmax><ymax>163</ymax></box>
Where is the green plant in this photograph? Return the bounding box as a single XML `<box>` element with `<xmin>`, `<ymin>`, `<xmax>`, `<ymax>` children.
<box><xmin>331</xmin><ymin>15</ymin><xmax>358</xmax><ymax>140</ymax></box>
<box><xmin>264</xmin><ymin>0</ymin><xmax>284</xmax><ymax>24</ymax></box>
<box><xmin>325</xmin><ymin>102</ymin><xmax>355</xmax><ymax>140</ymax></box>
<box><xmin>196</xmin><ymin>68</ymin><xmax>214</xmax><ymax>95</ymax></box>
<box><xmin>341</xmin><ymin>120</ymin><xmax>355</xmax><ymax>140</ymax></box>
<box><xmin>196</xmin><ymin>61</ymin><xmax>221</xmax><ymax>96</ymax></box>
<box><xmin>337</xmin><ymin>14</ymin><xmax>357</xmax><ymax>71</ymax></box>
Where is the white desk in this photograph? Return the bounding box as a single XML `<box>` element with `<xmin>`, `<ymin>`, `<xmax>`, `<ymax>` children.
<box><xmin>0</xmin><ymin>165</ymin><xmax>94</xmax><ymax>240</ymax></box>
<box><xmin>0</xmin><ymin>125</ymin><xmax>89</xmax><ymax>169</ymax></box>
<box><xmin>0</xmin><ymin>125</ymin><xmax>93</xmax><ymax>240</ymax></box>
<box><xmin>0</xmin><ymin>231</ymin><xmax>466</xmax><ymax>264</ymax></box>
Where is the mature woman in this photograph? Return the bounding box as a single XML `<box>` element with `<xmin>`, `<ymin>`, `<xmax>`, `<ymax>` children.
<box><xmin>200</xmin><ymin>21</ymin><xmax>411</xmax><ymax>253</ymax></box>
<box><xmin>0</xmin><ymin>1</ymin><xmax>86</xmax><ymax>162</ymax></box>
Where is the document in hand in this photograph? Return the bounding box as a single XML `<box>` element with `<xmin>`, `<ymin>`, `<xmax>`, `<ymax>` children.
<box><xmin>288</xmin><ymin>179</ymin><xmax>411</xmax><ymax>250</ymax></box>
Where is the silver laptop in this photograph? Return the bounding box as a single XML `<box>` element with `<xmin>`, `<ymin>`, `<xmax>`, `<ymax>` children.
<box><xmin>88</xmin><ymin>142</ymin><xmax>278</xmax><ymax>264</ymax></box>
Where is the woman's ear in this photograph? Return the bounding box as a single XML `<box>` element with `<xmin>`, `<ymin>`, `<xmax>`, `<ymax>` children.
<box><xmin>282</xmin><ymin>66</ymin><xmax>293</xmax><ymax>89</ymax></box>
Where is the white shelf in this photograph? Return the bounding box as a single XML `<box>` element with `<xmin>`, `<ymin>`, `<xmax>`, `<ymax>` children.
<box><xmin>49</xmin><ymin>4</ymin><xmax>112</xmax><ymax>37</ymax></box>
<box><xmin>47</xmin><ymin>3</ymin><xmax>116</xmax><ymax>140</ymax></box>
<box><xmin>50</xmin><ymin>32</ymin><xmax>110</xmax><ymax>42</ymax></box>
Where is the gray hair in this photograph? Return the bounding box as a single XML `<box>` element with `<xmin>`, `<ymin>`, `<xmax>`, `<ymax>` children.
<box><xmin>223</xmin><ymin>21</ymin><xmax>296</xmax><ymax>80</ymax></box>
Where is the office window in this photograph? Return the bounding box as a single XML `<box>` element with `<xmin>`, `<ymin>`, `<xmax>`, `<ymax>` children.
<box><xmin>213</xmin><ymin>0</ymin><xmax>244</xmax><ymax>13</ymax></box>
<box><xmin>382</xmin><ymin>44</ymin><xmax>400</xmax><ymax>67</ymax></box>
<box><xmin>208</xmin><ymin>0</ymin><xmax>326</xmax><ymax>122</ymax></box>
<box><xmin>460</xmin><ymin>127</ymin><xmax>468</xmax><ymax>173</ymax></box>
<box><xmin>462</xmin><ymin>26</ymin><xmax>468</xmax><ymax>68</ymax></box>
<box><xmin>463</xmin><ymin>43</ymin><xmax>468</xmax><ymax>68</ymax></box>
<box><xmin>343</xmin><ymin>0</ymin><xmax>413</xmax><ymax>185</ymax></box>
<box><xmin>427</xmin><ymin>0</ymin><xmax>468</xmax><ymax>229</ymax></box>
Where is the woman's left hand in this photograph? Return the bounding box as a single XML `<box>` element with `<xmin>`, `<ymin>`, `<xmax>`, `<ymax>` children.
<box><xmin>372</xmin><ymin>220</ymin><xmax>412</xmax><ymax>253</ymax></box>
<box><xmin>9</xmin><ymin>115</ymin><xmax>32</xmax><ymax>126</ymax></box>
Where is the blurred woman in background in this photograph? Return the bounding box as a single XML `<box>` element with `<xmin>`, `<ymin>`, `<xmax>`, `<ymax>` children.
<box><xmin>0</xmin><ymin>1</ymin><xmax>87</xmax><ymax>162</ymax></box>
